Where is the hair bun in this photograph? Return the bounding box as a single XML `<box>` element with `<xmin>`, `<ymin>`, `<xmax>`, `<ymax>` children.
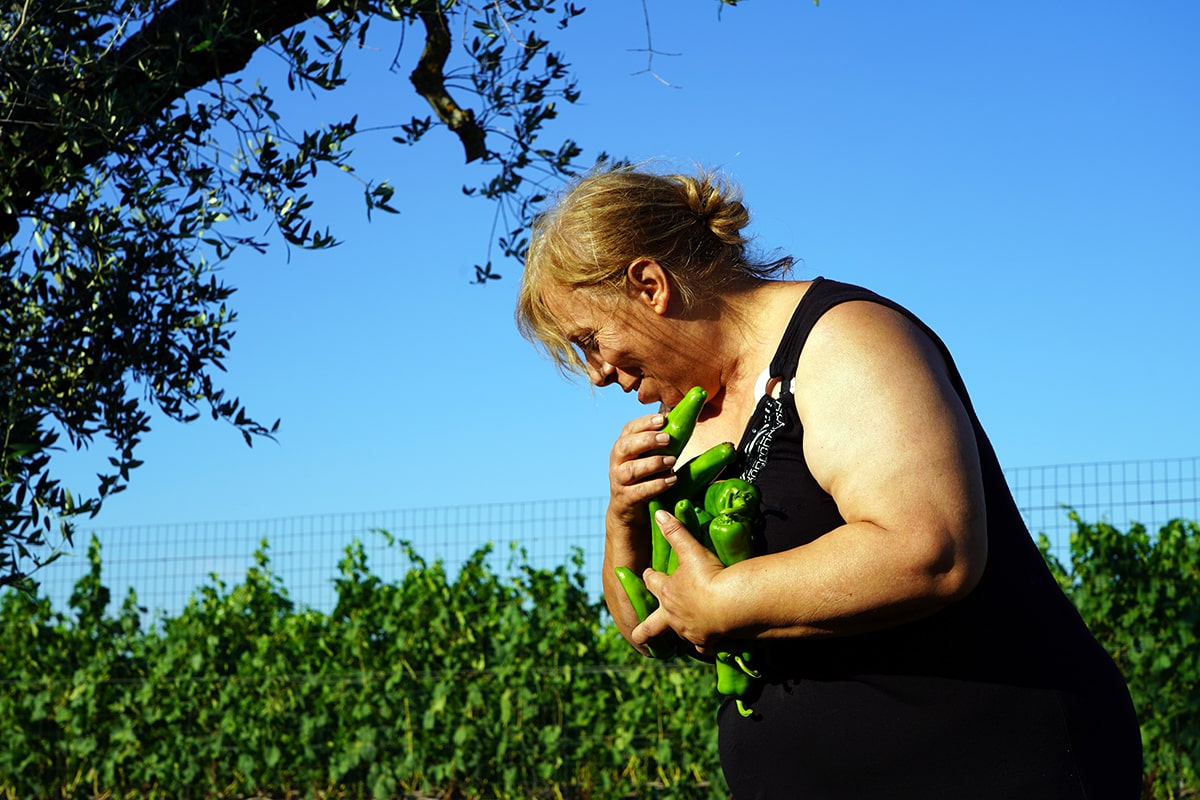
<box><xmin>675</xmin><ymin>173</ymin><xmax>750</xmax><ymax>248</ymax></box>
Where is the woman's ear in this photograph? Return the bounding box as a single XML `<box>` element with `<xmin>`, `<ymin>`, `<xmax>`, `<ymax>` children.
<box><xmin>626</xmin><ymin>258</ymin><xmax>671</xmax><ymax>315</ymax></box>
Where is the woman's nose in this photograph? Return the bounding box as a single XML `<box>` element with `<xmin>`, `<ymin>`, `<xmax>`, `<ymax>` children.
<box><xmin>587</xmin><ymin>357</ymin><xmax>618</xmax><ymax>387</ymax></box>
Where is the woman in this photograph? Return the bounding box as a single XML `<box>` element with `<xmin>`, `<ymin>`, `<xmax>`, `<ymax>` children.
<box><xmin>516</xmin><ymin>164</ymin><xmax>1142</xmax><ymax>799</ymax></box>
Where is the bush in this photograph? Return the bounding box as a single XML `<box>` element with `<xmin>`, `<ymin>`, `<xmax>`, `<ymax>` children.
<box><xmin>6</xmin><ymin>514</ymin><xmax>1195</xmax><ymax>799</ymax></box>
<box><xmin>1040</xmin><ymin>513</ymin><xmax>1200</xmax><ymax>800</ymax></box>
<box><xmin>0</xmin><ymin>534</ymin><xmax>725</xmax><ymax>799</ymax></box>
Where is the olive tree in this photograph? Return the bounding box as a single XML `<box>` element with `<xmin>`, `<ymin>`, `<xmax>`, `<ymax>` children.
<box><xmin>1</xmin><ymin>0</ymin><xmax>666</xmax><ymax>588</ymax></box>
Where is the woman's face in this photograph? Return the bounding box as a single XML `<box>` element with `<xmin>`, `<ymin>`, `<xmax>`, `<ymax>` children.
<box><xmin>545</xmin><ymin>281</ymin><xmax>697</xmax><ymax>409</ymax></box>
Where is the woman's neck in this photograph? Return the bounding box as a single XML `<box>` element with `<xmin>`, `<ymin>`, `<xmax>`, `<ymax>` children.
<box><xmin>717</xmin><ymin>279</ymin><xmax>811</xmax><ymax>381</ymax></box>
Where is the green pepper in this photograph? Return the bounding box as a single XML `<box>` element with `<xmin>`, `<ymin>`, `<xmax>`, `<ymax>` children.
<box><xmin>649</xmin><ymin>500</ymin><xmax>671</xmax><ymax>575</ymax></box>
<box><xmin>649</xmin><ymin>442</ymin><xmax>737</xmax><ymax>573</ymax></box>
<box><xmin>716</xmin><ymin>651</ymin><xmax>757</xmax><ymax>717</ymax></box>
<box><xmin>705</xmin><ymin>479</ymin><xmax>763</xmax><ymax>716</ymax></box>
<box><xmin>709</xmin><ymin>514</ymin><xmax>756</xmax><ymax>567</ymax></box>
<box><xmin>648</xmin><ymin>386</ymin><xmax>708</xmax><ymax>457</ymax></box>
<box><xmin>670</xmin><ymin>442</ymin><xmax>737</xmax><ymax>502</ymax></box>
<box><xmin>732</xmin><ymin>652</ymin><xmax>761</xmax><ymax>679</ymax></box>
<box><xmin>612</xmin><ymin>566</ymin><xmax>677</xmax><ymax>660</ymax></box>
<box><xmin>631</xmin><ymin>386</ymin><xmax>769</xmax><ymax>695</ymax></box>
<box><xmin>704</xmin><ymin>478</ymin><xmax>762</xmax><ymax>519</ymax></box>
<box><xmin>674</xmin><ymin>497</ymin><xmax>712</xmax><ymax>550</ymax></box>
<box><xmin>613</xmin><ymin>565</ymin><xmax>658</xmax><ymax>622</ymax></box>
<box><xmin>703</xmin><ymin>478</ymin><xmax>760</xmax><ymax>567</ymax></box>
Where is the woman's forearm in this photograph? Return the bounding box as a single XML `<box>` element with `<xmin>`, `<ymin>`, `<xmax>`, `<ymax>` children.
<box><xmin>713</xmin><ymin>518</ymin><xmax>984</xmax><ymax>641</ymax></box>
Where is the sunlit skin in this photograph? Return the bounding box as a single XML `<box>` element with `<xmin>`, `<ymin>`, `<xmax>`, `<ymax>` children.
<box><xmin>548</xmin><ymin>259</ymin><xmax>988</xmax><ymax>658</ymax></box>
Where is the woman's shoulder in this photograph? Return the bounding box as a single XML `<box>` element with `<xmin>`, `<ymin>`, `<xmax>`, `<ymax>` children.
<box><xmin>798</xmin><ymin>287</ymin><xmax>951</xmax><ymax>396</ymax></box>
<box><xmin>754</xmin><ymin>278</ymin><xmax>936</xmax><ymax>381</ymax></box>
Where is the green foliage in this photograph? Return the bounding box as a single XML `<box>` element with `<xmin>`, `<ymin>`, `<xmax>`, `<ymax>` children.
<box><xmin>7</xmin><ymin>514</ymin><xmax>1196</xmax><ymax>798</ymax></box>
<box><xmin>0</xmin><ymin>534</ymin><xmax>726</xmax><ymax>799</ymax></box>
<box><xmin>0</xmin><ymin>0</ymin><xmax>591</xmax><ymax>586</ymax></box>
<box><xmin>1039</xmin><ymin>513</ymin><xmax>1200</xmax><ymax>799</ymax></box>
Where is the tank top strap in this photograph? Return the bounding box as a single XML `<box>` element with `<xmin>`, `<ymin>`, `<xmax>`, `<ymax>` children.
<box><xmin>769</xmin><ymin>277</ymin><xmax>893</xmax><ymax>395</ymax></box>
<box><xmin>736</xmin><ymin>277</ymin><xmax>908</xmax><ymax>486</ymax></box>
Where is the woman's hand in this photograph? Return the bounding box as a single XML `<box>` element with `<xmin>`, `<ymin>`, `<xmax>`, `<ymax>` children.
<box><xmin>606</xmin><ymin>413</ymin><xmax>680</xmax><ymax>527</ymax></box>
<box><xmin>634</xmin><ymin>509</ymin><xmax>730</xmax><ymax>655</ymax></box>
<box><xmin>602</xmin><ymin>413</ymin><xmax>683</xmax><ymax>644</ymax></box>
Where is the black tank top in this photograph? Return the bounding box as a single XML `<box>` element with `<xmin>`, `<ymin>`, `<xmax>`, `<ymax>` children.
<box><xmin>716</xmin><ymin>278</ymin><xmax>1141</xmax><ymax>799</ymax></box>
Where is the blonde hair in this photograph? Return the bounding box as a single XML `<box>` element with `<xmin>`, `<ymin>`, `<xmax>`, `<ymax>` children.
<box><xmin>516</xmin><ymin>163</ymin><xmax>792</xmax><ymax>374</ymax></box>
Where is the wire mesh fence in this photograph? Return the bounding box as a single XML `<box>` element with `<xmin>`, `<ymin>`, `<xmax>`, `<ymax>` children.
<box><xmin>38</xmin><ymin>498</ymin><xmax>612</xmax><ymax>620</ymax></box>
<box><xmin>32</xmin><ymin>456</ymin><xmax>1200</xmax><ymax>620</ymax></box>
<box><xmin>1009</xmin><ymin>456</ymin><xmax>1200</xmax><ymax>558</ymax></box>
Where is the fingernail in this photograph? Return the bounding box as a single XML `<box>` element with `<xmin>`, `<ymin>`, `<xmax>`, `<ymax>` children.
<box><xmin>653</xmin><ymin>414</ymin><xmax>665</xmax><ymax>426</ymax></box>
<box><xmin>664</xmin><ymin>474</ymin><xmax>677</xmax><ymax>486</ymax></box>
<box><xmin>655</xmin><ymin>508</ymin><xmax>673</xmax><ymax>524</ymax></box>
<box><xmin>655</xmin><ymin>432</ymin><xmax>670</xmax><ymax>444</ymax></box>
<box><xmin>663</xmin><ymin>456</ymin><xmax>677</xmax><ymax>467</ymax></box>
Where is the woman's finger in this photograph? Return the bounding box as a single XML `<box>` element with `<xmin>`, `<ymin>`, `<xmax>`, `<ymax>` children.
<box><xmin>630</xmin><ymin>606</ymin><xmax>671</xmax><ymax>647</ymax></box>
<box><xmin>653</xmin><ymin>508</ymin><xmax>706</xmax><ymax>559</ymax></box>
<box><xmin>611</xmin><ymin>453</ymin><xmax>677</xmax><ymax>487</ymax></box>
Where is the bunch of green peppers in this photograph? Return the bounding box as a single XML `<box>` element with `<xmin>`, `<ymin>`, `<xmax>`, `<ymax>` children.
<box><xmin>613</xmin><ymin>386</ymin><xmax>764</xmax><ymax>717</ymax></box>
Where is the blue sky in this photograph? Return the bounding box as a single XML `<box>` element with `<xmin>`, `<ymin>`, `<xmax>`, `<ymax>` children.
<box><xmin>57</xmin><ymin>0</ymin><xmax>1198</xmax><ymax>535</ymax></box>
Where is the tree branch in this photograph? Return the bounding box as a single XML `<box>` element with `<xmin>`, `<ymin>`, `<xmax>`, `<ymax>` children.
<box><xmin>409</xmin><ymin>2</ymin><xmax>488</xmax><ymax>163</ymax></box>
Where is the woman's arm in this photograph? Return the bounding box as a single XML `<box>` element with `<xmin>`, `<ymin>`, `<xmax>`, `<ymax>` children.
<box><xmin>637</xmin><ymin>300</ymin><xmax>989</xmax><ymax>650</ymax></box>
<box><xmin>600</xmin><ymin>412</ymin><xmax>680</xmax><ymax>650</ymax></box>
